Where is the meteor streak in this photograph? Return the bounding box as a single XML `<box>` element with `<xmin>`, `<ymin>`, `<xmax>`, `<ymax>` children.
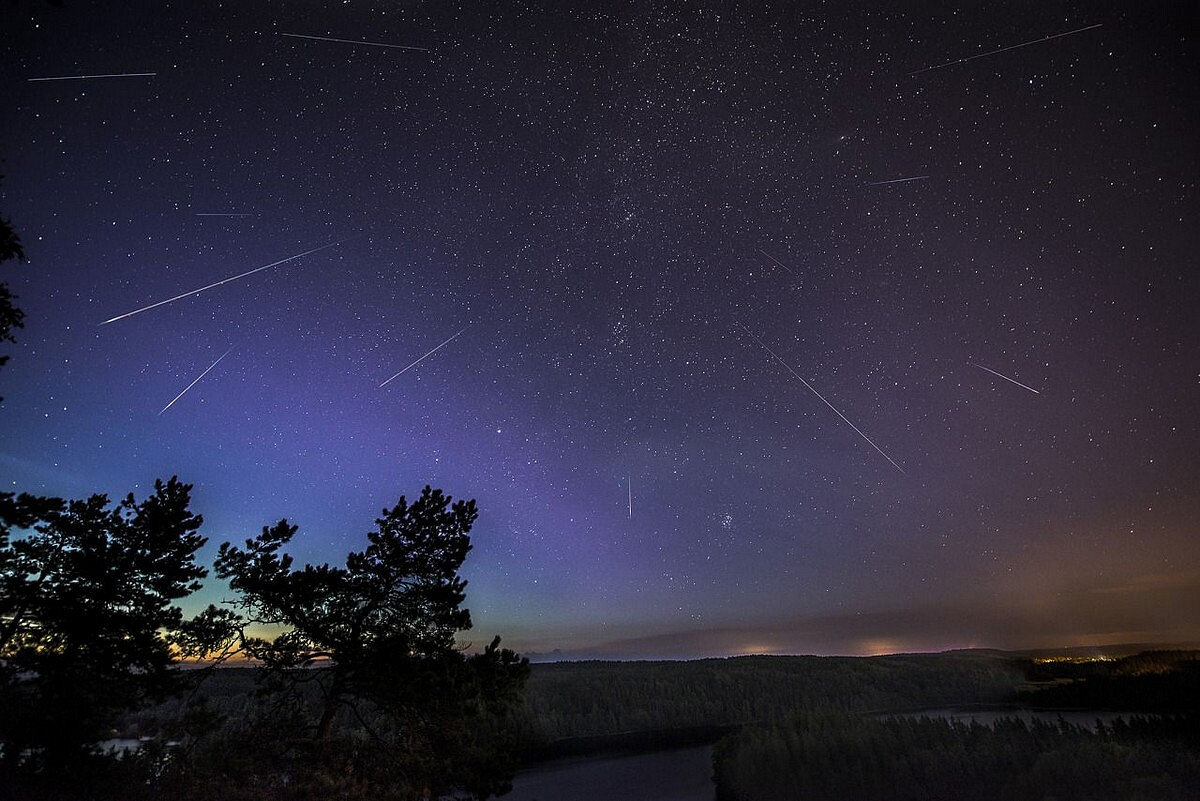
<box><xmin>100</xmin><ymin>239</ymin><xmax>347</xmax><ymax>325</ymax></box>
<box><xmin>971</xmin><ymin>362</ymin><xmax>1041</xmax><ymax>394</ymax></box>
<box><xmin>910</xmin><ymin>23</ymin><xmax>1102</xmax><ymax>76</ymax></box>
<box><xmin>864</xmin><ymin>175</ymin><xmax>929</xmax><ymax>187</ymax></box>
<box><xmin>756</xmin><ymin>249</ymin><xmax>797</xmax><ymax>277</ymax></box>
<box><xmin>740</xmin><ymin>325</ymin><xmax>907</xmax><ymax>475</ymax></box>
<box><xmin>379</xmin><ymin>329</ymin><xmax>466</xmax><ymax>387</ymax></box>
<box><xmin>280</xmin><ymin>32</ymin><xmax>430</xmax><ymax>51</ymax></box>
<box><xmin>159</xmin><ymin>347</ymin><xmax>233</xmax><ymax>415</ymax></box>
<box><xmin>28</xmin><ymin>72</ymin><xmax>156</xmax><ymax>82</ymax></box>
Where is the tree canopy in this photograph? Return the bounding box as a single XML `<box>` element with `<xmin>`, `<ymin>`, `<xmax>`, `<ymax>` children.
<box><xmin>0</xmin><ymin>478</ymin><xmax>222</xmax><ymax>793</ymax></box>
<box><xmin>216</xmin><ymin>486</ymin><xmax>477</xmax><ymax>678</ymax></box>
<box><xmin>0</xmin><ymin>483</ymin><xmax>530</xmax><ymax>800</ymax></box>
<box><xmin>0</xmin><ymin>175</ymin><xmax>27</xmax><ymax>393</ymax></box>
<box><xmin>206</xmin><ymin>486</ymin><xmax>530</xmax><ymax>799</ymax></box>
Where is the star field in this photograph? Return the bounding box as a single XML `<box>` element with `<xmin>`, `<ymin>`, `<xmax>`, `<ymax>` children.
<box><xmin>1</xmin><ymin>1</ymin><xmax>1198</xmax><ymax>658</ymax></box>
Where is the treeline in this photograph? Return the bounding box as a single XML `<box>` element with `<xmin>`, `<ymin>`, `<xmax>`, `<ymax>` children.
<box><xmin>512</xmin><ymin>651</ymin><xmax>1024</xmax><ymax>748</ymax></box>
<box><xmin>711</xmin><ymin>652</ymin><xmax>1200</xmax><ymax>801</ymax></box>
<box><xmin>485</xmin><ymin>650</ymin><xmax>1028</xmax><ymax>759</ymax></box>
<box><xmin>713</xmin><ymin>713</ymin><xmax>1200</xmax><ymax>801</ymax></box>
<box><xmin>115</xmin><ymin>647</ymin><xmax>1200</xmax><ymax>798</ymax></box>
<box><xmin>122</xmin><ymin>650</ymin><xmax>1026</xmax><ymax>760</ymax></box>
<box><xmin>1022</xmin><ymin>650</ymin><xmax>1200</xmax><ymax>682</ymax></box>
<box><xmin>1020</xmin><ymin>651</ymin><xmax>1200</xmax><ymax>712</ymax></box>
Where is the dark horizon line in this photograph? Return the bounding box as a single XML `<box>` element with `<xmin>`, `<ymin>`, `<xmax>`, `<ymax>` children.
<box><xmin>177</xmin><ymin>639</ymin><xmax>1200</xmax><ymax>668</ymax></box>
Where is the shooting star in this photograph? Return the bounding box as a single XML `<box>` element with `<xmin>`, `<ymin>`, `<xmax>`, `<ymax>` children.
<box><xmin>970</xmin><ymin>362</ymin><xmax>1041</xmax><ymax>395</ymax></box>
<box><xmin>159</xmin><ymin>347</ymin><xmax>233</xmax><ymax>415</ymax></box>
<box><xmin>910</xmin><ymin>23</ymin><xmax>1102</xmax><ymax>76</ymax></box>
<box><xmin>739</xmin><ymin>325</ymin><xmax>907</xmax><ymax>475</ymax></box>
<box><xmin>864</xmin><ymin>175</ymin><xmax>929</xmax><ymax>187</ymax></box>
<box><xmin>100</xmin><ymin>239</ymin><xmax>347</xmax><ymax>325</ymax></box>
<box><xmin>28</xmin><ymin>72</ymin><xmax>156</xmax><ymax>82</ymax></box>
<box><xmin>279</xmin><ymin>32</ymin><xmax>430</xmax><ymax>51</ymax></box>
<box><xmin>379</xmin><ymin>328</ymin><xmax>466</xmax><ymax>387</ymax></box>
<box><xmin>627</xmin><ymin>475</ymin><xmax>633</xmax><ymax>519</ymax></box>
<box><xmin>194</xmin><ymin>213</ymin><xmax>255</xmax><ymax>217</ymax></box>
<box><xmin>756</xmin><ymin>248</ymin><xmax>797</xmax><ymax>277</ymax></box>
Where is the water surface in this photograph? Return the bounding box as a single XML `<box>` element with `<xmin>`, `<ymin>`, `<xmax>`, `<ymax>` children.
<box><xmin>506</xmin><ymin>745</ymin><xmax>714</xmax><ymax>801</ymax></box>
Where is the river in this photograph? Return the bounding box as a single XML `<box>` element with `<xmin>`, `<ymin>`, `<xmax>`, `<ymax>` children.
<box><xmin>506</xmin><ymin>745</ymin><xmax>715</xmax><ymax>801</ymax></box>
<box><xmin>501</xmin><ymin>708</ymin><xmax>1145</xmax><ymax>800</ymax></box>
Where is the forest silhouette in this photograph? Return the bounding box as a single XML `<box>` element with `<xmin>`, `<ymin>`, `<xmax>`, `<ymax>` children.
<box><xmin>0</xmin><ymin>478</ymin><xmax>530</xmax><ymax>800</ymax></box>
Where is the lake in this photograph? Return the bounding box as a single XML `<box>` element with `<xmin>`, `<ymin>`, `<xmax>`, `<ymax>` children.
<box><xmin>506</xmin><ymin>745</ymin><xmax>715</xmax><ymax>801</ymax></box>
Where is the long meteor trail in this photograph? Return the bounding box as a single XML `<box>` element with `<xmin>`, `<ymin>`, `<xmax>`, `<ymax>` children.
<box><xmin>910</xmin><ymin>23</ymin><xmax>1103</xmax><ymax>76</ymax></box>
<box><xmin>28</xmin><ymin>72</ymin><xmax>156</xmax><ymax>82</ymax></box>
<box><xmin>740</xmin><ymin>325</ymin><xmax>907</xmax><ymax>475</ymax></box>
<box><xmin>279</xmin><ymin>32</ymin><xmax>430</xmax><ymax>51</ymax></box>
<box><xmin>971</xmin><ymin>362</ymin><xmax>1041</xmax><ymax>395</ymax></box>
<box><xmin>379</xmin><ymin>328</ymin><xmax>466</xmax><ymax>387</ymax></box>
<box><xmin>864</xmin><ymin>175</ymin><xmax>928</xmax><ymax>187</ymax></box>
<box><xmin>100</xmin><ymin>239</ymin><xmax>347</xmax><ymax>325</ymax></box>
<box><xmin>159</xmin><ymin>347</ymin><xmax>233</xmax><ymax>415</ymax></box>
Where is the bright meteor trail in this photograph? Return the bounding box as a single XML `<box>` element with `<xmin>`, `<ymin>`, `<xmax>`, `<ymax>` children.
<box><xmin>159</xmin><ymin>347</ymin><xmax>233</xmax><ymax>415</ymax></box>
<box><xmin>971</xmin><ymin>362</ymin><xmax>1042</xmax><ymax>395</ymax></box>
<box><xmin>100</xmin><ymin>239</ymin><xmax>347</xmax><ymax>325</ymax></box>
<box><xmin>864</xmin><ymin>175</ymin><xmax>929</xmax><ymax>187</ymax></box>
<box><xmin>27</xmin><ymin>72</ymin><xmax>157</xmax><ymax>82</ymax></box>
<box><xmin>740</xmin><ymin>325</ymin><xmax>907</xmax><ymax>476</ymax></box>
<box><xmin>909</xmin><ymin>23</ymin><xmax>1103</xmax><ymax>76</ymax></box>
<box><xmin>379</xmin><ymin>329</ymin><xmax>467</xmax><ymax>387</ymax></box>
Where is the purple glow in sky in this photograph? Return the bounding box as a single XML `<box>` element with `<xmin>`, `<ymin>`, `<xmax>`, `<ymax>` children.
<box><xmin>2</xmin><ymin>1</ymin><xmax>1198</xmax><ymax>659</ymax></box>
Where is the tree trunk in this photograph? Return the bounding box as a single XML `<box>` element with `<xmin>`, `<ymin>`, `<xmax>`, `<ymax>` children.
<box><xmin>315</xmin><ymin>673</ymin><xmax>344</xmax><ymax>741</ymax></box>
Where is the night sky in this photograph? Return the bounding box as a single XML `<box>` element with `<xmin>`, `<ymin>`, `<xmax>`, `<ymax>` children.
<box><xmin>2</xmin><ymin>1</ymin><xmax>1198</xmax><ymax>659</ymax></box>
